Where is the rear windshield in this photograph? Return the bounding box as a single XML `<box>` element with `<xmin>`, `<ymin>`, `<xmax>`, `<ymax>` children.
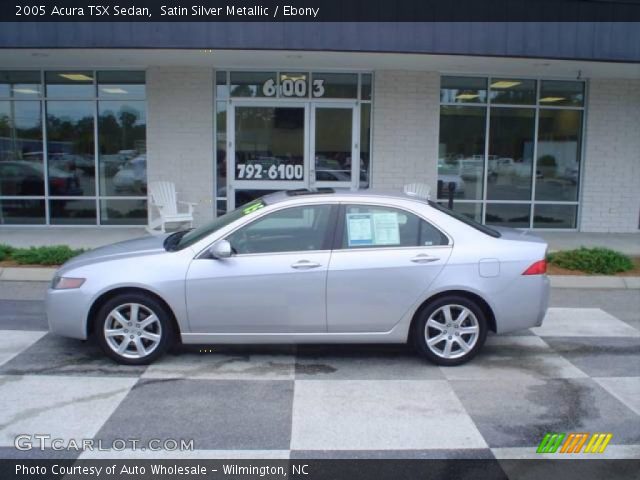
<box><xmin>428</xmin><ymin>201</ymin><xmax>501</xmax><ymax>238</ymax></box>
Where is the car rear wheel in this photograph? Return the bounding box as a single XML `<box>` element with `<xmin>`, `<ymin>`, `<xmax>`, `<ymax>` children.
<box><xmin>414</xmin><ymin>295</ymin><xmax>487</xmax><ymax>366</ymax></box>
<box><xmin>94</xmin><ymin>293</ymin><xmax>174</xmax><ymax>365</ymax></box>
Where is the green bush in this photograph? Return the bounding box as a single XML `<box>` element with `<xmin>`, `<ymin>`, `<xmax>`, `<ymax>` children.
<box><xmin>0</xmin><ymin>244</ymin><xmax>15</xmax><ymax>261</ymax></box>
<box><xmin>548</xmin><ymin>247</ymin><xmax>634</xmax><ymax>275</ymax></box>
<box><xmin>10</xmin><ymin>245</ymin><xmax>86</xmax><ymax>266</ymax></box>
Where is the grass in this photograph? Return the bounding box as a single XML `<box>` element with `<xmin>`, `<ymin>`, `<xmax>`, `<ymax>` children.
<box><xmin>547</xmin><ymin>247</ymin><xmax>634</xmax><ymax>275</ymax></box>
<box><xmin>0</xmin><ymin>244</ymin><xmax>86</xmax><ymax>266</ymax></box>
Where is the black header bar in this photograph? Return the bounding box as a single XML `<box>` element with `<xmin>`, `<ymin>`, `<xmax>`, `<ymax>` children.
<box><xmin>3</xmin><ymin>0</ymin><xmax>640</xmax><ymax>22</ymax></box>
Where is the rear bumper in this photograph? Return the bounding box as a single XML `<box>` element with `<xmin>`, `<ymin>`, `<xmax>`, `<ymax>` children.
<box><xmin>493</xmin><ymin>274</ymin><xmax>550</xmax><ymax>334</ymax></box>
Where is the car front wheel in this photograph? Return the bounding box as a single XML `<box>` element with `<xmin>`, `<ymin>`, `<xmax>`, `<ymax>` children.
<box><xmin>95</xmin><ymin>293</ymin><xmax>174</xmax><ymax>365</ymax></box>
<box><xmin>414</xmin><ymin>295</ymin><xmax>488</xmax><ymax>366</ymax></box>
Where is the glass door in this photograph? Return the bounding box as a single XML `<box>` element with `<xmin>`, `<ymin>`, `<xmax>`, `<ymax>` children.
<box><xmin>310</xmin><ymin>103</ymin><xmax>359</xmax><ymax>189</ymax></box>
<box><xmin>229</xmin><ymin>102</ymin><xmax>308</xmax><ymax>208</ymax></box>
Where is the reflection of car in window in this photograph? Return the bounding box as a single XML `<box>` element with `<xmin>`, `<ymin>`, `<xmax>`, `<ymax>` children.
<box><xmin>0</xmin><ymin>161</ymin><xmax>82</xmax><ymax>196</ymax></box>
<box><xmin>113</xmin><ymin>154</ymin><xmax>146</xmax><ymax>194</ymax></box>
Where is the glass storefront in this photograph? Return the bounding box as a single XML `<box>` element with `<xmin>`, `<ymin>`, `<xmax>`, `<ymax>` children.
<box><xmin>438</xmin><ymin>76</ymin><xmax>584</xmax><ymax>229</ymax></box>
<box><xmin>0</xmin><ymin>70</ymin><xmax>147</xmax><ymax>225</ymax></box>
<box><xmin>215</xmin><ymin>71</ymin><xmax>372</xmax><ymax>214</ymax></box>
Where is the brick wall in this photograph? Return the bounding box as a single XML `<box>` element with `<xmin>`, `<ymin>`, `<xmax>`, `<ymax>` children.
<box><xmin>146</xmin><ymin>67</ymin><xmax>215</xmax><ymax>226</ymax></box>
<box><xmin>580</xmin><ymin>79</ymin><xmax>640</xmax><ymax>232</ymax></box>
<box><xmin>371</xmin><ymin>71</ymin><xmax>440</xmax><ymax>196</ymax></box>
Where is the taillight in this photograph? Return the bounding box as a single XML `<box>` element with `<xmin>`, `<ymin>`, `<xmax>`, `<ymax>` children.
<box><xmin>522</xmin><ymin>259</ymin><xmax>547</xmax><ymax>275</ymax></box>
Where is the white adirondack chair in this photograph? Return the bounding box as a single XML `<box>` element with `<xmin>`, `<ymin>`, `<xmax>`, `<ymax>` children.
<box><xmin>147</xmin><ymin>181</ymin><xmax>197</xmax><ymax>234</ymax></box>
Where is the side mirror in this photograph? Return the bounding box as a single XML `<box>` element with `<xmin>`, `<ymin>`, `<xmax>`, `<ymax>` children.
<box><xmin>208</xmin><ymin>240</ymin><xmax>232</xmax><ymax>259</ymax></box>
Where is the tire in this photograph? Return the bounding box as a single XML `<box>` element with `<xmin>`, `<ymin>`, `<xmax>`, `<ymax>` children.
<box><xmin>413</xmin><ymin>295</ymin><xmax>488</xmax><ymax>366</ymax></box>
<box><xmin>94</xmin><ymin>293</ymin><xmax>175</xmax><ymax>365</ymax></box>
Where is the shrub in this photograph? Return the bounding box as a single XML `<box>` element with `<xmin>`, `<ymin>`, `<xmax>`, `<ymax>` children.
<box><xmin>548</xmin><ymin>247</ymin><xmax>634</xmax><ymax>275</ymax></box>
<box><xmin>10</xmin><ymin>245</ymin><xmax>86</xmax><ymax>266</ymax></box>
<box><xmin>0</xmin><ymin>244</ymin><xmax>15</xmax><ymax>261</ymax></box>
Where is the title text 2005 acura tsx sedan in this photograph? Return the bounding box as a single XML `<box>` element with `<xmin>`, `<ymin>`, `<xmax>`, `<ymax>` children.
<box><xmin>47</xmin><ymin>189</ymin><xmax>550</xmax><ymax>366</ymax></box>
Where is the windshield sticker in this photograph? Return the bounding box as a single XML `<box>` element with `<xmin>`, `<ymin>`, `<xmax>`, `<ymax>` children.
<box><xmin>346</xmin><ymin>213</ymin><xmax>374</xmax><ymax>246</ymax></box>
<box><xmin>242</xmin><ymin>201</ymin><xmax>265</xmax><ymax>215</ymax></box>
<box><xmin>372</xmin><ymin>212</ymin><xmax>400</xmax><ymax>245</ymax></box>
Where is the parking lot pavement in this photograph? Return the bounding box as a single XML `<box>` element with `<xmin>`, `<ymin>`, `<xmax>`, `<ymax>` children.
<box><xmin>0</xmin><ymin>283</ymin><xmax>638</xmax><ymax>459</ymax></box>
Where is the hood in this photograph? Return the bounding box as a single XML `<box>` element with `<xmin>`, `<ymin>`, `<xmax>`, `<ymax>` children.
<box><xmin>491</xmin><ymin>226</ymin><xmax>547</xmax><ymax>244</ymax></box>
<box><xmin>59</xmin><ymin>234</ymin><xmax>169</xmax><ymax>272</ymax></box>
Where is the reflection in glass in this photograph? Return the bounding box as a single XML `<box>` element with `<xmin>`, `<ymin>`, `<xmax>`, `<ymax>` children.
<box><xmin>438</xmin><ymin>106</ymin><xmax>486</xmax><ymax>200</ymax></box>
<box><xmin>216</xmin><ymin>101</ymin><xmax>227</xmax><ymax>197</ymax></box>
<box><xmin>489</xmin><ymin>78</ymin><xmax>536</xmax><ymax>105</ymax></box>
<box><xmin>487</xmin><ymin>108</ymin><xmax>535</xmax><ymax>201</ymax></box>
<box><xmin>485</xmin><ymin>203</ymin><xmax>531</xmax><ymax>228</ymax></box>
<box><xmin>234</xmin><ymin>106</ymin><xmax>304</xmax><ymax>182</ymax></box>
<box><xmin>361</xmin><ymin>74</ymin><xmax>372</xmax><ymax>100</ymax></box>
<box><xmin>314</xmin><ymin>108</ymin><xmax>352</xmax><ymax>184</ymax></box>
<box><xmin>535</xmin><ymin>109</ymin><xmax>582</xmax><ymax>201</ymax></box>
<box><xmin>0</xmin><ymin>101</ymin><xmax>43</xmax><ymax>195</ymax></box>
<box><xmin>0</xmin><ymin>199</ymin><xmax>45</xmax><ymax>224</ymax></box>
<box><xmin>216</xmin><ymin>199</ymin><xmax>227</xmax><ymax>217</ymax></box>
<box><xmin>311</xmin><ymin>73</ymin><xmax>358</xmax><ymax>99</ymax></box>
<box><xmin>533</xmin><ymin>204</ymin><xmax>577</xmax><ymax>229</ymax></box>
<box><xmin>100</xmin><ymin>199</ymin><xmax>147</xmax><ymax>225</ymax></box>
<box><xmin>98</xmin><ymin>101</ymin><xmax>146</xmax><ymax>196</ymax></box>
<box><xmin>230</xmin><ymin>72</ymin><xmax>277</xmax><ymax>97</ymax></box>
<box><xmin>437</xmin><ymin>202</ymin><xmax>483</xmax><ymax>223</ymax></box>
<box><xmin>49</xmin><ymin>199</ymin><xmax>96</xmax><ymax>225</ymax></box>
<box><xmin>360</xmin><ymin>103</ymin><xmax>371</xmax><ymax>188</ymax></box>
<box><xmin>0</xmin><ymin>71</ymin><xmax>41</xmax><ymax>98</ymax></box>
<box><xmin>440</xmin><ymin>76</ymin><xmax>487</xmax><ymax>104</ymax></box>
<box><xmin>46</xmin><ymin>101</ymin><xmax>95</xmax><ymax>196</ymax></box>
<box><xmin>216</xmin><ymin>71</ymin><xmax>228</xmax><ymax>100</ymax></box>
<box><xmin>97</xmin><ymin>71</ymin><xmax>145</xmax><ymax>99</ymax></box>
<box><xmin>45</xmin><ymin>71</ymin><xmax>94</xmax><ymax>98</ymax></box>
<box><xmin>540</xmin><ymin>81</ymin><xmax>584</xmax><ymax>107</ymax></box>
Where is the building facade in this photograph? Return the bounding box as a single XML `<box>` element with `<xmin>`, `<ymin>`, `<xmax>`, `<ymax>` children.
<box><xmin>0</xmin><ymin>22</ymin><xmax>639</xmax><ymax>232</ymax></box>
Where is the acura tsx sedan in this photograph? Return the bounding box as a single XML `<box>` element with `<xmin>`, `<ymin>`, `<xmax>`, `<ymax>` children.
<box><xmin>47</xmin><ymin>189</ymin><xmax>549</xmax><ymax>366</ymax></box>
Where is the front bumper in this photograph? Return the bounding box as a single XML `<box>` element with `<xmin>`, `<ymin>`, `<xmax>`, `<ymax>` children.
<box><xmin>46</xmin><ymin>287</ymin><xmax>91</xmax><ymax>340</ymax></box>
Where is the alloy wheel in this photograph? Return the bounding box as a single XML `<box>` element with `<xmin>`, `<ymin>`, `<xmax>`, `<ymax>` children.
<box><xmin>424</xmin><ymin>304</ymin><xmax>480</xmax><ymax>359</ymax></box>
<box><xmin>103</xmin><ymin>303</ymin><xmax>162</xmax><ymax>359</ymax></box>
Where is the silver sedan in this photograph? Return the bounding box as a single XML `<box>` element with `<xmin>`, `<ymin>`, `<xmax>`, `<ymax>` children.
<box><xmin>47</xmin><ymin>189</ymin><xmax>550</xmax><ymax>366</ymax></box>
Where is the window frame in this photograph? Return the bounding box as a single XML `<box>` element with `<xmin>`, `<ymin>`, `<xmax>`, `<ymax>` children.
<box><xmin>332</xmin><ymin>203</ymin><xmax>452</xmax><ymax>251</ymax></box>
<box><xmin>221</xmin><ymin>203</ymin><xmax>339</xmax><ymax>256</ymax></box>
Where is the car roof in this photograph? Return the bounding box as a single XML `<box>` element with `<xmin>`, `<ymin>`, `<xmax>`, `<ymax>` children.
<box><xmin>263</xmin><ymin>188</ymin><xmax>431</xmax><ymax>206</ymax></box>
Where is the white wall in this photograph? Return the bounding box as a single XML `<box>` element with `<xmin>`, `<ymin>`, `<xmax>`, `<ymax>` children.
<box><xmin>146</xmin><ymin>67</ymin><xmax>215</xmax><ymax>226</ymax></box>
<box><xmin>581</xmin><ymin>79</ymin><xmax>640</xmax><ymax>232</ymax></box>
<box><xmin>371</xmin><ymin>71</ymin><xmax>440</xmax><ymax>195</ymax></box>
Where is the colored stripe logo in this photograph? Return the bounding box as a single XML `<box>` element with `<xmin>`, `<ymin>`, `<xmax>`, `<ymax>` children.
<box><xmin>537</xmin><ymin>433</ymin><xmax>612</xmax><ymax>454</ymax></box>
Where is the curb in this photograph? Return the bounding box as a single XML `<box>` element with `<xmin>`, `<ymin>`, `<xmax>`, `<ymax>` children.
<box><xmin>1</xmin><ymin>266</ymin><xmax>639</xmax><ymax>289</ymax></box>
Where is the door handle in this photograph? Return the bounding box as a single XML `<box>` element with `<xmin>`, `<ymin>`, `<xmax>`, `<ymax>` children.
<box><xmin>410</xmin><ymin>254</ymin><xmax>439</xmax><ymax>264</ymax></box>
<box><xmin>291</xmin><ymin>260</ymin><xmax>322</xmax><ymax>270</ymax></box>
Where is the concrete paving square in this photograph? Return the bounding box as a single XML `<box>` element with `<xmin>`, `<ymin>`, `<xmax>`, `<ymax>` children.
<box><xmin>0</xmin><ymin>330</ymin><xmax>46</xmax><ymax>367</ymax></box>
<box><xmin>440</xmin><ymin>337</ymin><xmax>588</xmax><ymax>381</ymax></box>
<box><xmin>0</xmin><ymin>375</ymin><xmax>137</xmax><ymax>447</ymax></box>
<box><xmin>0</xmin><ymin>333</ymin><xmax>146</xmax><ymax>377</ymax></box>
<box><xmin>533</xmin><ymin>308</ymin><xmax>640</xmax><ymax>337</ymax></box>
<box><xmin>295</xmin><ymin>344</ymin><xmax>443</xmax><ymax>380</ymax></box>
<box><xmin>143</xmin><ymin>351</ymin><xmax>296</xmax><ymax>380</ymax></box>
<box><xmin>450</xmin><ymin>377</ymin><xmax>640</xmax><ymax>448</ymax></box>
<box><xmin>290</xmin><ymin>380</ymin><xmax>487</xmax><ymax>450</ymax></box>
<box><xmin>95</xmin><ymin>379</ymin><xmax>294</xmax><ymax>450</ymax></box>
<box><xmin>543</xmin><ymin>337</ymin><xmax>640</xmax><ymax>378</ymax></box>
<box><xmin>594</xmin><ymin>377</ymin><xmax>640</xmax><ymax>415</ymax></box>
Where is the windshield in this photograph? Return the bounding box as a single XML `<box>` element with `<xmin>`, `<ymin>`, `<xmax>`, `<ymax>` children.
<box><xmin>173</xmin><ymin>199</ymin><xmax>267</xmax><ymax>250</ymax></box>
<box><xmin>428</xmin><ymin>201</ymin><xmax>501</xmax><ymax>238</ymax></box>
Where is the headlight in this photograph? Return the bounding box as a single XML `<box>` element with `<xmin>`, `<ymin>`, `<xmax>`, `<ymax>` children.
<box><xmin>51</xmin><ymin>276</ymin><xmax>85</xmax><ymax>290</ymax></box>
